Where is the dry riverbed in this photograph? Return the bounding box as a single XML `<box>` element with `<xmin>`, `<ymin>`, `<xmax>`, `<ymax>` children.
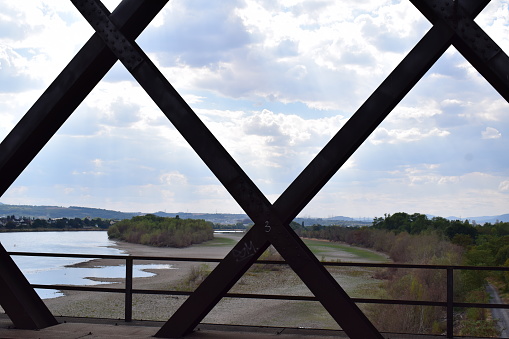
<box><xmin>14</xmin><ymin>234</ymin><xmax>390</xmax><ymax>329</ymax></box>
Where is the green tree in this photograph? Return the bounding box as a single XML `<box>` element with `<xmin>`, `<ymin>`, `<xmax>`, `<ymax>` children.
<box><xmin>445</xmin><ymin>220</ymin><xmax>477</xmax><ymax>241</ymax></box>
<box><xmin>495</xmin><ymin>244</ymin><xmax>509</xmax><ymax>266</ymax></box>
<box><xmin>32</xmin><ymin>219</ymin><xmax>48</xmax><ymax>228</ymax></box>
<box><xmin>108</xmin><ymin>215</ymin><xmax>213</xmax><ymax>248</ymax></box>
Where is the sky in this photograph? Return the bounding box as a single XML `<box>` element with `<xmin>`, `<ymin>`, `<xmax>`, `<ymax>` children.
<box><xmin>1</xmin><ymin>0</ymin><xmax>509</xmax><ymax>220</ymax></box>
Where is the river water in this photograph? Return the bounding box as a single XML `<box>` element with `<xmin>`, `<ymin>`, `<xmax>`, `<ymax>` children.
<box><xmin>0</xmin><ymin>231</ymin><xmax>172</xmax><ymax>299</ymax></box>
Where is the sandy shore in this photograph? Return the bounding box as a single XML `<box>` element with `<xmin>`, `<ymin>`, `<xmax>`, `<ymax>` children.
<box><xmin>5</xmin><ymin>234</ymin><xmax>386</xmax><ymax>329</ymax></box>
<box><xmin>43</xmin><ymin>234</ymin><xmax>244</xmax><ymax>322</ymax></box>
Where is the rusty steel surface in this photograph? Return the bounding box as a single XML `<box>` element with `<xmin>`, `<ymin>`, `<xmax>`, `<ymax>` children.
<box><xmin>0</xmin><ymin>0</ymin><xmax>508</xmax><ymax>338</ymax></box>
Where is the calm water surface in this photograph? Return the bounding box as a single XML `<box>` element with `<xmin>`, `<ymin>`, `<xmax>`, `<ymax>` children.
<box><xmin>0</xmin><ymin>231</ymin><xmax>173</xmax><ymax>299</ymax></box>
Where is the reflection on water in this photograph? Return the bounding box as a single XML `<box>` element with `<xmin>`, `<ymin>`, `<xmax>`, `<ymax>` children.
<box><xmin>0</xmin><ymin>231</ymin><xmax>174</xmax><ymax>299</ymax></box>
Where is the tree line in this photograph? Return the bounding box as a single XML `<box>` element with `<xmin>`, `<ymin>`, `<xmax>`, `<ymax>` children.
<box><xmin>0</xmin><ymin>215</ymin><xmax>112</xmax><ymax>230</ymax></box>
<box><xmin>298</xmin><ymin>212</ymin><xmax>507</xmax><ymax>336</ymax></box>
<box><xmin>107</xmin><ymin>214</ymin><xmax>214</xmax><ymax>248</ymax></box>
<box><xmin>372</xmin><ymin>212</ymin><xmax>509</xmax><ymax>268</ymax></box>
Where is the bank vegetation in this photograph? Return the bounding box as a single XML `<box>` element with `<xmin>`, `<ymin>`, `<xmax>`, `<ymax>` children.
<box><xmin>107</xmin><ymin>214</ymin><xmax>214</xmax><ymax>248</ymax></box>
<box><xmin>298</xmin><ymin>212</ymin><xmax>509</xmax><ymax>337</ymax></box>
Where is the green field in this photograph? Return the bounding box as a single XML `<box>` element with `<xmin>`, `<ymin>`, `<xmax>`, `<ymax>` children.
<box><xmin>200</xmin><ymin>234</ymin><xmax>388</xmax><ymax>262</ymax></box>
<box><xmin>197</xmin><ymin>235</ymin><xmax>238</xmax><ymax>247</ymax></box>
<box><xmin>303</xmin><ymin>239</ymin><xmax>388</xmax><ymax>262</ymax></box>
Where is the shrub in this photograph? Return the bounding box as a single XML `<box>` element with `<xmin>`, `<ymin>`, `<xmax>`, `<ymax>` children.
<box><xmin>107</xmin><ymin>214</ymin><xmax>213</xmax><ymax>248</ymax></box>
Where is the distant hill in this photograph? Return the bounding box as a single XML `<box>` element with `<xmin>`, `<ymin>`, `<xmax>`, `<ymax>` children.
<box><xmin>445</xmin><ymin>214</ymin><xmax>509</xmax><ymax>224</ymax></box>
<box><xmin>2</xmin><ymin>203</ymin><xmax>505</xmax><ymax>225</ymax></box>
<box><xmin>294</xmin><ymin>216</ymin><xmax>370</xmax><ymax>227</ymax></box>
<box><xmin>0</xmin><ymin>204</ymin><xmax>142</xmax><ymax>220</ymax></box>
<box><xmin>0</xmin><ymin>204</ymin><xmax>250</xmax><ymax>223</ymax></box>
<box><xmin>153</xmin><ymin>211</ymin><xmax>250</xmax><ymax>225</ymax></box>
<box><xmin>0</xmin><ymin>203</ymin><xmax>370</xmax><ymax>225</ymax></box>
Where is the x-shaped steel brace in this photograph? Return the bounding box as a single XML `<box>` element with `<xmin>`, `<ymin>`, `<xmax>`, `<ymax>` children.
<box><xmin>411</xmin><ymin>0</ymin><xmax>509</xmax><ymax>103</ymax></box>
<box><xmin>156</xmin><ymin>0</ymin><xmax>509</xmax><ymax>337</ymax></box>
<box><xmin>71</xmin><ymin>0</ymin><xmax>382</xmax><ymax>338</ymax></box>
<box><xmin>157</xmin><ymin>0</ymin><xmax>509</xmax><ymax>337</ymax></box>
<box><xmin>71</xmin><ymin>0</ymin><xmax>509</xmax><ymax>338</ymax></box>
<box><xmin>0</xmin><ymin>0</ymin><xmax>508</xmax><ymax>337</ymax></box>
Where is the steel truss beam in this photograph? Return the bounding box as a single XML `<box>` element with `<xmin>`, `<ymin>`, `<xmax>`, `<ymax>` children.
<box><xmin>160</xmin><ymin>0</ymin><xmax>507</xmax><ymax>337</ymax></box>
<box><xmin>410</xmin><ymin>0</ymin><xmax>509</xmax><ymax>102</ymax></box>
<box><xmin>70</xmin><ymin>0</ymin><xmax>381</xmax><ymax>337</ymax></box>
<box><xmin>0</xmin><ymin>242</ymin><xmax>57</xmax><ymax>329</ymax></box>
<box><xmin>0</xmin><ymin>0</ymin><xmax>507</xmax><ymax>337</ymax></box>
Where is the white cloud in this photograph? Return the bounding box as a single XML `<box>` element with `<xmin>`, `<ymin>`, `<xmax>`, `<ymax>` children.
<box><xmin>92</xmin><ymin>159</ymin><xmax>103</xmax><ymax>168</ymax></box>
<box><xmin>2</xmin><ymin>0</ymin><xmax>509</xmax><ymax>219</ymax></box>
<box><xmin>71</xmin><ymin>169</ymin><xmax>105</xmax><ymax>176</ymax></box>
<box><xmin>481</xmin><ymin>127</ymin><xmax>502</xmax><ymax>139</ymax></box>
<box><xmin>0</xmin><ymin>0</ymin><xmax>93</xmax><ymax>85</ymax></box>
<box><xmin>160</xmin><ymin>171</ymin><xmax>188</xmax><ymax>186</ymax></box>
<box><xmin>499</xmin><ymin>180</ymin><xmax>509</xmax><ymax>192</ymax></box>
<box><xmin>475</xmin><ymin>0</ymin><xmax>509</xmax><ymax>53</ymax></box>
<box><xmin>477</xmin><ymin>99</ymin><xmax>509</xmax><ymax>122</ymax></box>
<box><xmin>370</xmin><ymin>127</ymin><xmax>450</xmax><ymax>145</ymax></box>
<box><xmin>391</xmin><ymin>103</ymin><xmax>442</xmax><ymax>122</ymax></box>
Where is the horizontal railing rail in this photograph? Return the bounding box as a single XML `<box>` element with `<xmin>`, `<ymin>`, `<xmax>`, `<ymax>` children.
<box><xmin>6</xmin><ymin>251</ymin><xmax>509</xmax><ymax>338</ymax></box>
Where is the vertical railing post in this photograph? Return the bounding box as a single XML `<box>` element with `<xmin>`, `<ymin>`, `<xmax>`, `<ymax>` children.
<box><xmin>447</xmin><ymin>267</ymin><xmax>454</xmax><ymax>338</ymax></box>
<box><xmin>125</xmin><ymin>257</ymin><xmax>133</xmax><ymax>322</ymax></box>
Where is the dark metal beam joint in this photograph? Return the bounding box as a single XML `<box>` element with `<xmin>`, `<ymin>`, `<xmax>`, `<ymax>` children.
<box><xmin>73</xmin><ymin>0</ymin><xmax>142</xmax><ymax>70</ymax></box>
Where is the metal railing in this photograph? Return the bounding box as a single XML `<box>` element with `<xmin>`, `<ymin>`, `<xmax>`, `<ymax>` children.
<box><xmin>6</xmin><ymin>251</ymin><xmax>509</xmax><ymax>338</ymax></box>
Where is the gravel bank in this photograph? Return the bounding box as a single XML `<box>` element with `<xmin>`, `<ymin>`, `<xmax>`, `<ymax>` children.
<box><xmin>9</xmin><ymin>234</ymin><xmax>386</xmax><ymax>329</ymax></box>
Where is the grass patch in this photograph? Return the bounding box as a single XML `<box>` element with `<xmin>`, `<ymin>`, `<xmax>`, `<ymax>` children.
<box><xmin>172</xmin><ymin>264</ymin><xmax>211</xmax><ymax>291</ymax></box>
<box><xmin>303</xmin><ymin>239</ymin><xmax>388</xmax><ymax>262</ymax></box>
<box><xmin>196</xmin><ymin>236</ymin><xmax>237</xmax><ymax>247</ymax></box>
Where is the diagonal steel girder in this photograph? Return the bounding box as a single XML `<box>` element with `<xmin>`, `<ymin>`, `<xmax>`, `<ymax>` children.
<box><xmin>0</xmin><ymin>0</ymin><xmax>169</xmax><ymax>197</ymax></box>
<box><xmin>72</xmin><ymin>0</ymin><xmax>509</xmax><ymax>338</ymax></box>
<box><xmin>70</xmin><ymin>0</ymin><xmax>382</xmax><ymax>338</ymax></box>
<box><xmin>411</xmin><ymin>0</ymin><xmax>509</xmax><ymax>103</ymax></box>
<box><xmin>0</xmin><ymin>242</ymin><xmax>57</xmax><ymax>329</ymax></box>
<box><xmin>159</xmin><ymin>0</ymin><xmax>508</xmax><ymax>337</ymax></box>
<box><xmin>1</xmin><ymin>0</ymin><xmax>504</xmax><ymax>338</ymax></box>
<box><xmin>0</xmin><ymin>0</ymin><xmax>168</xmax><ymax>330</ymax></box>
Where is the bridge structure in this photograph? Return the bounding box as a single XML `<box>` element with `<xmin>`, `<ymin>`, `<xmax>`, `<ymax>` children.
<box><xmin>0</xmin><ymin>0</ymin><xmax>508</xmax><ymax>338</ymax></box>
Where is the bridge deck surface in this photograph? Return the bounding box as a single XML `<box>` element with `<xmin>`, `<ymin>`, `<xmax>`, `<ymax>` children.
<box><xmin>0</xmin><ymin>314</ymin><xmax>490</xmax><ymax>339</ymax></box>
